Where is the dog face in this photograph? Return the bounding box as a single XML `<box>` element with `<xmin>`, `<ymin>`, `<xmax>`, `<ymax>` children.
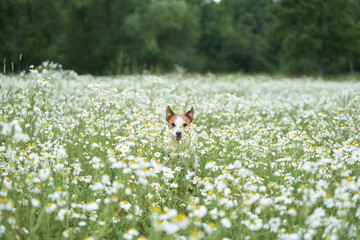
<box><xmin>166</xmin><ymin>106</ymin><xmax>194</xmax><ymax>141</ymax></box>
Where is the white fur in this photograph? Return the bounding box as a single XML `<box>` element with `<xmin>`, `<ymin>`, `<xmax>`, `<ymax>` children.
<box><xmin>164</xmin><ymin>125</ymin><xmax>197</xmax><ymax>150</ymax></box>
<box><xmin>168</xmin><ymin>116</ymin><xmax>190</xmax><ymax>142</ymax></box>
<box><xmin>163</xmin><ymin>124</ymin><xmax>199</xmax><ymax>170</ymax></box>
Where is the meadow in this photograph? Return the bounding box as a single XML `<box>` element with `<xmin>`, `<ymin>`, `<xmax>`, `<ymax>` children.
<box><xmin>0</xmin><ymin>62</ymin><xmax>360</xmax><ymax>239</ymax></box>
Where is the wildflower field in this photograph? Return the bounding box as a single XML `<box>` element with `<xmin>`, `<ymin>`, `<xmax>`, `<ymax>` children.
<box><xmin>1</xmin><ymin>64</ymin><xmax>360</xmax><ymax>239</ymax></box>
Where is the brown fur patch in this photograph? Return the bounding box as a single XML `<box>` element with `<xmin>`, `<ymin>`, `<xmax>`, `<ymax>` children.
<box><xmin>167</xmin><ymin>115</ymin><xmax>192</xmax><ymax>129</ymax></box>
<box><xmin>166</xmin><ymin>106</ymin><xmax>194</xmax><ymax>129</ymax></box>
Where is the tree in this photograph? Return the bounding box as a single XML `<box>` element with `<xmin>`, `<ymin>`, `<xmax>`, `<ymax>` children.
<box><xmin>223</xmin><ymin>0</ymin><xmax>276</xmax><ymax>73</ymax></box>
<box><xmin>273</xmin><ymin>0</ymin><xmax>360</xmax><ymax>78</ymax></box>
<box><xmin>122</xmin><ymin>0</ymin><xmax>201</xmax><ymax>73</ymax></box>
<box><xmin>196</xmin><ymin>1</ymin><xmax>234</xmax><ymax>72</ymax></box>
<box><xmin>0</xmin><ymin>0</ymin><xmax>61</xmax><ymax>72</ymax></box>
<box><xmin>346</xmin><ymin>0</ymin><xmax>360</xmax><ymax>73</ymax></box>
<box><xmin>58</xmin><ymin>0</ymin><xmax>141</xmax><ymax>74</ymax></box>
<box><xmin>195</xmin><ymin>0</ymin><xmax>276</xmax><ymax>73</ymax></box>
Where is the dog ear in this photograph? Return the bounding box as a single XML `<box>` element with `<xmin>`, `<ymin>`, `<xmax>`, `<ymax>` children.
<box><xmin>166</xmin><ymin>105</ymin><xmax>175</xmax><ymax>122</ymax></box>
<box><xmin>185</xmin><ymin>106</ymin><xmax>194</xmax><ymax>122</ymax></box>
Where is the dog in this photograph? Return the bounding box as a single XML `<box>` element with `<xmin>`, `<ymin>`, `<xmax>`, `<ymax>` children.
<box><xmin>166</xmin><ymin>105</ymin><xmax>194</xmax><ymax>143</ymax></box>
<box><xmin>164</xmin><ymin>105</ymin><xmax>199</xmax><ymax>169</ymax></box>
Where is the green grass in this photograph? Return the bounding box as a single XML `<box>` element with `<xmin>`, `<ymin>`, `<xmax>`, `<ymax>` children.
<box><xmin>0</xmin><ymin>66</ymin><xmax>360</xmax><ymax>239</ymax></box>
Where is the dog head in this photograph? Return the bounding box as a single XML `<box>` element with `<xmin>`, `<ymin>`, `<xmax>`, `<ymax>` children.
<box><xmin>166</xmin><ymin>105</ymin><xmax>194</xmax><ymax>141</ymax></box>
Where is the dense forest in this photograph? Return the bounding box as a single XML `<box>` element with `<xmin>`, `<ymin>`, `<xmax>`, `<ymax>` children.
<box><xmin>1</xmin><ymin>0</ymin><xmax>360</xmax><ymax>77</ymax></box>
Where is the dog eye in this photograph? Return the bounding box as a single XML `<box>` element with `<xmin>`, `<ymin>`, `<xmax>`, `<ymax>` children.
<box><xmin>171</xmin><ymin>123</ymin><xmax>176</xmax><ymax>127</ymax></box>
<box><xmin>183</xmin><ymin>123</ymin><xmax>188</xmax><ymax>127</ymax></box>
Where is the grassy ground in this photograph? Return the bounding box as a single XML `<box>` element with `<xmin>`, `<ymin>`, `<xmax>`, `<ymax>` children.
<box><xmin>0</xmin><ymin>65</ymin><xmax>360</xmax><ymax>239</ymax></box>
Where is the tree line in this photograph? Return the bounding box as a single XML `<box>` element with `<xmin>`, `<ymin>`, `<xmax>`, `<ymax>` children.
<box><xmin>1</xmin><ymin>0</ymin><xmax>359</xmax><ymax>77</ymax></box>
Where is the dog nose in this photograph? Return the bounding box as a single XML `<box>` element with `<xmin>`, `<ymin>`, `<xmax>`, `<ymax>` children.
<box><xmin>176</xmin><ymin>131</ymin><xmax>182</xmax><ymax>136</ymax></box>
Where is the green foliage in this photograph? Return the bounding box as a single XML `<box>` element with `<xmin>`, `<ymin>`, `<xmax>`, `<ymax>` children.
<box><xmin>0</xmin><ymin>0</ymin><xmax>359</xmax><ymax>75</ymax></box>
<box><xmin>0</xmin><ymin>0</ymin><xmax>61</xmax><ymax>70</ymax></box>
<box><xmin>121</xmin><ymin>0</ymin><xmax>201</xmax><ymax>73</ymax></box>
<box><xmin>223</xmin><ymin>0</ymin><xmax>276</xmax><ymax>73</ymax></box>
<box><xmin>272</xmin><ymin>0</ymin><xmax>360</xmax><ymax>77</ymax></box>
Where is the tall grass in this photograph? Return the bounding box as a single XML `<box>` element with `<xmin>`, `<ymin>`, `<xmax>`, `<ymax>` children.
<box><xmin>0</xmin><ymin>64</ymin><xmax>359</xmax><ymax>239</ymax></box>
